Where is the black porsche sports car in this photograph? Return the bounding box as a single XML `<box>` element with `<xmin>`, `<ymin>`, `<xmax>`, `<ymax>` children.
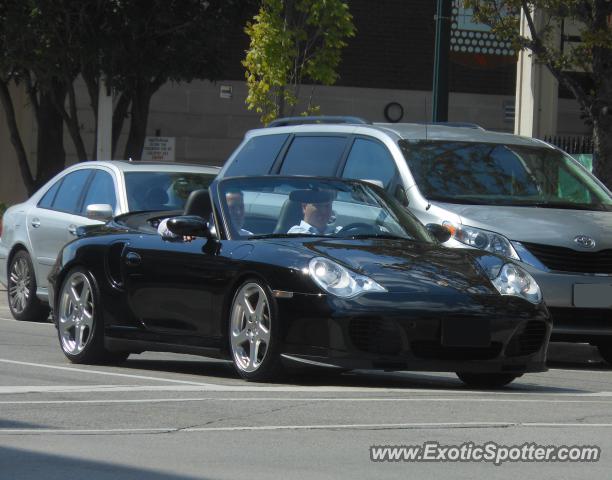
<box><xmin>49</xmin><ymin>176</ymin><xmax>551</xmax><ymax>388</ymax></box>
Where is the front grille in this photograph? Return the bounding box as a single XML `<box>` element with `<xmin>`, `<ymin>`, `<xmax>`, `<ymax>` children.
<box><xmin>410</xmin><ymin>341</ymin><xmax>502</xmax><ymax>360</ymax></box>
<box><xmin>348</xmin><ymin>317</ymin><xmax>403</xmax><ymax>355</ymax></box>
<box><xmin>505</xmin><ymin>321</ymin><xmax>547</xmax><ymax>357</ymax></box>
<box><xmin>522</xmin><ymin>242</ymin><xmax>612</xmax><ymax>274</ymax></box>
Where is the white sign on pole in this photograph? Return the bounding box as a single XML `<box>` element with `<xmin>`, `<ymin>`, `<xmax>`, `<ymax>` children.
<box><xmin>142</xmin><ymin>137</ymin><xmax>176</xmax><ymax>162</ymax></box>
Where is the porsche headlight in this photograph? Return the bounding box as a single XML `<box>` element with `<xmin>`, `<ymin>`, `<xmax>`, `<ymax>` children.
<box><xmin>445</xmin><ymin>223</ymin><xmax>520</xmax><ymax>260</ymax></box>
<box><xmin>491</xmin><ymin>263</ymin><xmax>542</xmax><ymax>304</ymax></box>
<box><xmin>308</xmin><ymin>257</ymin><xmax>387</xmax><ymax>298</ymax></box>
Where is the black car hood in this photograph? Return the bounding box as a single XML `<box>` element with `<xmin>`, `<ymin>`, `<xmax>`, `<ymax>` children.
<box><xmin>295</xmin><ymin>238</ymin><xmax>497</xmax><ymax>296</ymax></box>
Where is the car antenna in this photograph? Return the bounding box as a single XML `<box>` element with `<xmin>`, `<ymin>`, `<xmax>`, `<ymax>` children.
<box><xmin>424</xmin><ymin>123</ymin><xmax>431</xmax><ymax>210</ymax></box>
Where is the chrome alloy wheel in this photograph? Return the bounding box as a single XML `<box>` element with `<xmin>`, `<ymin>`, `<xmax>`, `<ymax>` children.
<box><xmin>8</xmin><ymin>257</ymin><xmax>31</xmax><ymax>314</ymax></box>
<box><xmin>230</xmin><ymin>282</ymin><xmax>272</xmax><ymax>373</ymax></box>
<box><xmin>58</xmin><ymin>272</ymin><xmax>95</xmax><ymax>355</ymax></box>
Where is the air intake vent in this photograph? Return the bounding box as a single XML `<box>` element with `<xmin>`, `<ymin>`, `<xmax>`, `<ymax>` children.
<box><xmin>348</xmin><ymin>317</ymin><xmax>402</xmax><ymax>355</ymax></box>
<box><xmin>505</xmin><ymin>321</ymin><xmax>547</xmax><ymax>357</ymax></box>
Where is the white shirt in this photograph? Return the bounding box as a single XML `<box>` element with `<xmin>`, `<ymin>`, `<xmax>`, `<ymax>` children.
<box><xmin>287</xmin><ymin>220</ymin><xmax>341</xmax><ymax>235</ymax></box>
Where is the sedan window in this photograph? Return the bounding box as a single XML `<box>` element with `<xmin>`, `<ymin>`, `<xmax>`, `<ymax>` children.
<box><xmin>38</xmin><ymin>180</ymin><xmax>62</xmax><ymax>209</ymax></box>
<box><xmin>51</xmin><ymin>169</ymin><xmax>92</xmax><ymax>214</ymax></box>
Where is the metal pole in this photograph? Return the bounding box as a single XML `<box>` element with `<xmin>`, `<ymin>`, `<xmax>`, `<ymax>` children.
<box><xmin>432</xmin><ymin>0</ymin><xmax>452</xmax><ymax>122</ymax></box>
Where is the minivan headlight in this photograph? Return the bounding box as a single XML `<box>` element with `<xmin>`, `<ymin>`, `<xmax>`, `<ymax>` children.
<box><xmin>308</xmin><ymin>257</ymin><xmax>387</xmax><ymax>298</ymax></box>
<box><xmin>445</xmin><ymin>223</ymin><xmax>520</xmax><ymax>260</ymax></box>
<box><xmin>491</xmin><ymin>263</ymin><xmax>542</xmax><ymax>304</ymax></box>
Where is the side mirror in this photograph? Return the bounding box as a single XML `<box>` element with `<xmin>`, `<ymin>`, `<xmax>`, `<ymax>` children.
<box><xmin>86</xmin><ymin>204</ymin><xmax>114</xmax><ymax>222</ymax></box>
<box><xmin>426</xmin><ymin>223</ymin><xmax>452</xmax><ymax>243</ymax></box>
<box><xmin>167</xmin><ymin>215</ymin><xmax>211</xmax><ymax>238</ymax></box>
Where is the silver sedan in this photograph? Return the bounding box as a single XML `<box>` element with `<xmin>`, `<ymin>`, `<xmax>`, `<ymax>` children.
<box><xmin>0</xmin><ymin>160</ymin><xmax>219</xmax><ymax>321</ymax></box>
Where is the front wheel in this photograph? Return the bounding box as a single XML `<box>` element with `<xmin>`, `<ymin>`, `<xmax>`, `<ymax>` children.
<box><xmin>456</xmin><ymin>372</ymin><xmax>519</xmax><ymax>389</ymax></box>
<box><xmin>57</xmin><ymin>267</ymin><xmax>128</xmax><ymax>364</ymax></box>
<box><xmin>228</xmin><ymin>279</ymin><xmax>283</xmax><ymax>381</ymax></box>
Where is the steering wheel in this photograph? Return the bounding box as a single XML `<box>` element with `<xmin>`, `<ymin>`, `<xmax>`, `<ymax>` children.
<box><xmin>336</xmin><ymin>222</ymin><xmax>379</xmax><ymax>236</ymax></box>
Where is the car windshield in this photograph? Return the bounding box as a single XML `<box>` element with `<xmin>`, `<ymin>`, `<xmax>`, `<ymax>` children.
<box><xmin>400</xmin><ymin>140</ymin><xmax>612</xmax><ymax>211</ymax></box>
<box><xmin>217</xmin><ymin>177</ymin><xmax>434</xmax><ymax>242</ymax></box>
<box><xmin>125</xmin><ymin>172</ymin><xmax>216</xmax><ymax>211</ymax></box>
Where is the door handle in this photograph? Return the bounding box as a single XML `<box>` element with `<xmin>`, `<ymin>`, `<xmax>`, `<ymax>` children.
<box><xmin>31</xmin><ymin>218</ymin><xmax>41</xmax><ymax>228</ymax></box>
<box><xmin>125</xmin><ymin>252</ymin><xmax>142</xmax><ymax>266</ymax></box>
<box><xmin>68</xmin><ymin>224</ymin><xmax>78</xmax><ymax>236</ymax></box>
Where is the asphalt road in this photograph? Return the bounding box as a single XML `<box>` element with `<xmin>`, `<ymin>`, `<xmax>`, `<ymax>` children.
<box><xmin>1</xmin><ymin>288</ymin><xmax>611</xmax><ymax>479</ymax></box>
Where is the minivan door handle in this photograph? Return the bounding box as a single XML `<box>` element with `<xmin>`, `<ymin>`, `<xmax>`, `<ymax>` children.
<box><xmin>68</xmin><ymin>224</ymin><xmax>78</xmax><ymax>236</ymax></box>
<box><xmin>31</xmin><ymin>218</ymin><xmax>41</xmax><ymax>228</ymax></box>
<box><xmin>125</xmin><ymin>252</ymin><xmax>142</xmax><ymax>266</ymax></box>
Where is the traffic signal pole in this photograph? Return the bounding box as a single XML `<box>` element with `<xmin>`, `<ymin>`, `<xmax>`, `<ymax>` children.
<box><xmin>432</xmin><ymin>0</ymin><xmax>452</xmax><ymax>122</ymax></box>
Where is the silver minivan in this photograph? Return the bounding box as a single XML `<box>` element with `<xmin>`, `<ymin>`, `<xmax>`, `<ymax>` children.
<box><xmin>218</xmin><ymin>117</ymin><xmax>612</xmax><ymax>363</ymax></box>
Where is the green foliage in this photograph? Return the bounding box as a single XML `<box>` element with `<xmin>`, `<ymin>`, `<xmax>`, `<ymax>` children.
<box><xmin>243</xmin><ymin>0</ymin><xmax>356</xmax><ymax>125</ymax></box>
<box><xmin>465</xmin><ymin>1</ymin><xmax>612</xmax><ymax>105</ymax></box>
<box><xmin>0</xmin><ymin>202</ymin><xmax>7</xmax><ymax>216</ymax></box>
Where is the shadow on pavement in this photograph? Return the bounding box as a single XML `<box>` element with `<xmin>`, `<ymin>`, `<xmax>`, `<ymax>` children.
<box><xmin>0</xmin><ymin>446</ymin><xmax>208</xmax><ymax>480</ymax></box>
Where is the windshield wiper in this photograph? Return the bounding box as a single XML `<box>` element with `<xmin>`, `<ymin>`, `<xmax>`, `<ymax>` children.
<box><xmin>340</xmin><ymin>233</ymin><xmax>409</xmax><ymax>240</ymax></box>
<box><xmin>247</xmin><ymin>233</ymin><xmax>330</xmax><ymax>239</ymax></box>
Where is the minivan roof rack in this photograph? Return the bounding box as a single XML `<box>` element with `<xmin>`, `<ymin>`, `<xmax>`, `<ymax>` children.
<box><xmin>415</xmin><ymin>121</ymin><xmax>486</xmax><ymax>130</ymax></box>
<box><xmin>267</xmin><ymin>116</ymin><xmax>370</xmax><ymax>127</ymax></box>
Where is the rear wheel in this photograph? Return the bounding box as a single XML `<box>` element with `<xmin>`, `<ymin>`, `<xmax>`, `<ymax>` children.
<box><xmin>57</xmin><ymin>267</ymin><xmax>128</xmax><ymax>364</ymax></box>
<box><xmin>456</xmin><ymin>372</ymin><xmax>519</xmax><ymax>389</ymax></box>
<box><xmin>7</xmin><ymin>250</ymin><xmax>50</xmax><ymax>322</ymax></box>
<box><xmin>229</xmin><ymin>279</ymin><xmax>283</xmax><ymax>381</ymax></box>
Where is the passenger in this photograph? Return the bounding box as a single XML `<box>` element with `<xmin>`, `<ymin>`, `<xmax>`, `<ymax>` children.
<box><xmin>158</xmin><ymin>188</ymin><xmax>252</xmax><ymax>240</ymax></box>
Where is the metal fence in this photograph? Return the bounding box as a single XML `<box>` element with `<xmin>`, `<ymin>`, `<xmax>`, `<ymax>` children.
<box><xmin>542</xmin><ymin>135</ymin><xmax>594</xmax><ymax>154</ymax></box>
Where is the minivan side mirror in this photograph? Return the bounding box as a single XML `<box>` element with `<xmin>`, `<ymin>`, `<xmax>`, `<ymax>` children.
<box><xmin>86</xmin><ymin>204</ymin><xmax>114</xmax><ymax>222</ymax></box>
<box><xmin>426</xmin><ymin>223</ymin><xmax>452</xmax><ymax>243</ymax></box>
<box><xmin>167</xmin><ymin>215</ymin><xmax>211</xmax><ymax>239</ymax></box>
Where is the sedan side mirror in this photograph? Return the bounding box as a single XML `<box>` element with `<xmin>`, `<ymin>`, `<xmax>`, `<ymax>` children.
<box><xmin>167</xmin><ymin>215</ymin><xmax>211</xmax><ymax>238</ymax></box>
<box><xmin>86</xmin><ymin>204</ymin><xmax>114</xmax><ymax>222</ymax></box>
<box><xmin>426</xmin><ymin>223</ymin><xmax>451</xmax><ymax>243</ymax></box>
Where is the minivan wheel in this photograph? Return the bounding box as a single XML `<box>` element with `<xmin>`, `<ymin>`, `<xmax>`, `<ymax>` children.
<box><xmin>7</xmin><ymin>250</ymin><xmax>50</xmax><ymax>322</ymax></box>
<box><xmin>57</xmin><ymin>267</ymin><xmax>128</xmax><ymax>364</ymax></box>
<box><xmin>456</xmin><ymin>372</ymin><xmax>519</xmax><ymax>389</ymax></box>
<box><xmin>229</xmin><ymin>279</ymin><xmax>283</xmax><ymax>381</ymax></box>
<box><xmin>597</xmin><ymin>344</ymin><xmax>612</xmax><ymax>365</ymax></box>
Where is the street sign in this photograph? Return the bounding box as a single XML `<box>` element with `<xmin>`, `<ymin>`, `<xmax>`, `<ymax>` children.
<box><xmin>142</xmin><ymin>137</ymin><xmax>176</xmax><ymax>162</ymax></box>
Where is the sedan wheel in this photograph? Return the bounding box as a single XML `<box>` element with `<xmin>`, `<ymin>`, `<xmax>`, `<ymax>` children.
<box><xmin>57</xmin><ymin>267</ymin><xmax>128</xmax><ymax>364</ymax></box>
<box><xmin>229</xmin><ymin>280</ymin><xmax>282</xmax><ymax>381</ymax></box>
<box><xmin>7</xmin><ymin>250</ymin><xmax>49</xmax><ymax>322</ymax></box>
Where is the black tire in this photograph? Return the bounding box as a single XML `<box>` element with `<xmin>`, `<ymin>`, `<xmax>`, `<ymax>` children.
<box><xmin>7</xmin><ymin>250</ymin><xmax>50</xmax><ymax>322</ymax></box>
<box><xmin>56</xmin><ymin>266</ymin><xmax>129</xmax><ymax>365</ymax></box>
<box><xmin>597</xmin><ymin>344</ymin><xmax>612</xmax><ymax>365</ymax></box>
<box><xmin>456</xmin><ymin>372</ymin><xmax>520</xmax><ymax>389</ymax></box>
<box><xmin>228</xmin><ymin>279</ymin><xmax>284</xmax><ymax>381</ymax></box>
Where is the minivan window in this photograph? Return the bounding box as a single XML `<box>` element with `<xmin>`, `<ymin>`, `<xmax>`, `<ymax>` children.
<box><xmin>280</xmin><ymin>136</ymin><xmax>347</xmax><ymax>176</ymax></box>
<box><xmin>400</xmin><ymin>140</ymin><xmax>612</xmax><ymax>211</ymax></box>
<box><xmin>342</xmin><ymin>138</ymin><xmax>398</xmax><ymax>188</ymax></box>
<box><xmin>51</xmin><ymin>169</ymin><xmax>92</xmax><ymax>214</ymax></box>
<box><xmin>224</xmin><ymin>134</ymin><xmax>289</xmax><ymax>177</ymax></box>
<box><xmin>81</xmin><ymin>170</ymin><xmax>117</xmax><ymax>213</ymax></box>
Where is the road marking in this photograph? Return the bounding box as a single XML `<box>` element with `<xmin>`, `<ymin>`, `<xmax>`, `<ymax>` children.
<box><xmin>0</xmin><ymin>316</ymin><xmax>53</xmax><ymax>324</ymax></box>
<box><xmin>1</xmin><ymin>396</ymin><xmax>612</xmax><ymax>405</ymax></box>
<box><xmin>0</xmin><ymin>358</ymin><xmax>216</xmax><ymax>386</ymax></box>
<box><xmin>3</xmin><ymin>422</ymin><xmax>612</xmax><ymax>435</ymax></box>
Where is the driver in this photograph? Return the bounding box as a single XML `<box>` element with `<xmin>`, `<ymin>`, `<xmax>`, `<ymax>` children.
<box><xmin>287</xmin><ymin>190</ymin><xmax>341</xmax><ymax>235</ymax></box>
